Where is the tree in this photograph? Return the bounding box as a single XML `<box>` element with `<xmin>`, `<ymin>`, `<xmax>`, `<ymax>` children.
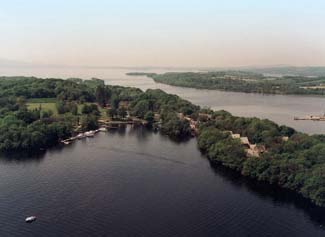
<box><xmin>110</xmin><ymin>94</ymin><xmax>119</xmax><ymax>110</ymax></box>
<box><xmin>132</xmin><ymin>100</ymin><xmax>149</xmax><ymax>118</ymax></box>
<box><xmin>81</xmin><ymin>115</ymin><xmax>98</xmax><ymax>131</ymax></box>
<box><xmin>117</xmin><ymin>107</ymin><xmax>127</xmax><ymax>119</ymax></box>
<box><xmin>107</xmin><ymin>108</ymin><xmax>117</xmax><ymax>119</ymax></box>
<box><xmin>95</xmin><ymin>85</ymin><xmax>107</xmax><ymax>107</ymax></box>
<box><xmin>160</xmin><ymin>112</ymin><xmax>191</xmax><ymax>138</ymax></box>
<box><xmin>16</xmin><ymin>96</ymin><xmax>27</xmax><ymax>108</ymax></box>
<box><xmin>144</xmin><ymin>111</ymin><xmax>154</xmax><ymax>124</ymax></box>
<box><xmin>82</xmin><ymin>104</ymin><xmax>99</xmax><ymax>115</ymax></box>
<box><xmin>56</xmin><ymin>100</ymin><xmax>66</xmax><ymax>114</ymax></box>
<box><xmin>70</xmin><ymin>102</ymin><xmax>78</xmax><ymax>115</ymax></box>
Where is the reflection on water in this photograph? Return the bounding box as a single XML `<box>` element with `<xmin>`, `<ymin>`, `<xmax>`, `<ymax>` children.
<box><xmin>0</xmin><ymin>126</ymin><xmax>324</xmax><ymax>236</ymax></box>
<box><xmin>209</xmin><ymin>164</ymin><xmax>325</xmax><ymax>229</ymax></box>
<box><xmin>0</xmin><ymin>151</ymin><xmax>46</xmax><ymax>164</ymax></box>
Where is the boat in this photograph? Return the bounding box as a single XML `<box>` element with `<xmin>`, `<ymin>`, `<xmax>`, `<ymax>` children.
<box><xmin>85</xmin><ymin>131</ymin><xmax>95</xmax><ymax>137</ymax></box>
<box><xmin>25</xmin><ymin>216</ymin><xmax>37</xmax><ymax>223</ymax></box>
<box><xmin>98</xmin><ymin>127</ymin><xmax>107</xmax><ymax>132</ymax></box>
<box><xmin>76</xmin><ymin>133</ymin><xmax>85</xmax><ymax>139</ymax></box>
<box><xmin>63</xmin><ymin>140</ymin><xmax>71</xmax><ymax>145</ymax></box>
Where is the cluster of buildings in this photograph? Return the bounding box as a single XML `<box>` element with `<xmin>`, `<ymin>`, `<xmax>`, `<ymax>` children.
<box><xmin>228</xmin><ymin>131</ymin><xmax>266</xmax><ymax>157</ymax></box>
<box><xmin>177</xmin><ymin>112</ymin><xmax>266</xmax><ymax>158</ymax></box>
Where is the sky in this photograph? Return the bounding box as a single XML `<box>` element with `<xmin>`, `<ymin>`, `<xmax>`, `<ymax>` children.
<box><xmin>0</xmin><ymin>0</ymin><xmax>325</xmax><ymax>68</ymax></box>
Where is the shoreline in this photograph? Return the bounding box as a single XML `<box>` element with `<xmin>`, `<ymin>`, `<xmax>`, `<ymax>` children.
<box><xmin>127</xmin><ymin>72</ymin><xmax>325</xmax><ymax>98</ymax></box>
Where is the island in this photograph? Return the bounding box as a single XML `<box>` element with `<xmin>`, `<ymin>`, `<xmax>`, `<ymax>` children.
<box><xmin>0</xmin><ymin>76</ymin><xmax>325</xmax><ymax>207</ymax></box>
<box><xmin>127</xmin><ymin>71</ymin><xmax>325</xmax><ymax>96</ymax></box>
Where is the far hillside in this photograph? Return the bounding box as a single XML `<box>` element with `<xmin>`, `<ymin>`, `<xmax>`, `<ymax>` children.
<box><xmin>245</xmin><ymin>66</ymin><xmax>325</xmax><ymax>77</ymax></box>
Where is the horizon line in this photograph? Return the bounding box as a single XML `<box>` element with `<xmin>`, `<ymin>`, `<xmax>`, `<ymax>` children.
<box><xmin>1</xmin><ymin>59</ymin><xmax>325</xmax><ymax>70</ymax></box>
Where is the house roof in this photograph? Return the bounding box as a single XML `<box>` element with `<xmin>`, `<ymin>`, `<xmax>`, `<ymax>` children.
<box><xmin>240</xmin><ymin>137</ymin><xmax>250</xmax><ymax>145</ymax></box>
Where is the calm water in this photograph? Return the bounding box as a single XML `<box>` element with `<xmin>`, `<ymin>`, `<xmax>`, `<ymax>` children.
<box><xmin>1</xmin><ymin>67</ymin><xmax>325</xmax><ymax>134</ymax></box>
<box><xmin>0</xmin><ymin>127</ymin><xmax>324</xmax><ymax>237</ymax></box>
<box><xmin>1</xmin><ymin>67</ymin><xmax>325</xmax><ymax>236</ymax></box>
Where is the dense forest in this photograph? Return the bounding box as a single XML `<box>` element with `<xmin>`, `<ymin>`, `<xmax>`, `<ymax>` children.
<box><xmin>0</xmin><ymin>76</ymin><xmax>197</xmax><ymax>152</ymax></box>
<box><xmin>0</xmin><ymin>76</ymin><xmax>325</xmax><ymax>207</ymax></box>
<box><xmin>196</xmin><ymin>110</ymin><xmax>325</xmax><ymax>207</ymax></box>
<box><xmin>128</xmin><ymin>71</ymin><xmax>325</xmax><ymax>95</ymax></box>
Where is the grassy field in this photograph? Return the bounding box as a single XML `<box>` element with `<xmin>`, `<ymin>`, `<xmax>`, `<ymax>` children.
<box><xmin>27</xmin><ymin>102</ymin><xmax>58</xmax><ymax>116</ymax></box>
<box><xmin>27</xmin><ymin>98</ymin><xmax>57</xmax><ymax>115</ymax></box>
<box><xmin>27</xmin><ymin>99</ymin><xmax>108</xmax><ymax>119</ymax></box>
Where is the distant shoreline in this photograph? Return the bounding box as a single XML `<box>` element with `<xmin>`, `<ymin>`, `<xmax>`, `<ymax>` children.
<box><xmin>127</xmin><ymin>72</ymin><xmax>325</xmax><ymax>97</ymax></box>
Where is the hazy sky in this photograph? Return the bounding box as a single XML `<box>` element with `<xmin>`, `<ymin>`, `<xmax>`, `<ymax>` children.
<box><xmin>1</xmin><ymin>0</ymin><xmax>325</xmax><ymax>67</ymax></box>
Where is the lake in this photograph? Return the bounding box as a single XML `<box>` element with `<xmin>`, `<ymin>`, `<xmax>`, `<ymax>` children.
<box><xmin>0</xmin><ymin>127</ymin><xmax>324</xmax><ymax>237</ymax></box>
<box><xmin>1</xmin><ymin>67</ymin><xmax>325</xmax><ymax>236</ymax></box>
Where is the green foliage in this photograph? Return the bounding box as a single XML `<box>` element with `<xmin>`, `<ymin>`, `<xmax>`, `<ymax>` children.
<box><xmin>0</xmin><ymin>118</ymin><xmax>73</xmax><ymax>152</ymax></box>
<box><xmin>131</xmin><ymin>100</ymin><xmax>150</xmax><ymax>118</ymax></box>
<box><xmin>0</xmin><ymin>76</ymin><xmax>99</xmax><ymax>102</ymax></box>
<box><xmin>107</xmin><ymin>108</ymin><xmax>117</xmax><ymax>119</ymax></box>
<box><xmin>128</xmin><ymin>89</ymin><xmax>199</xmax><ymax>138</ymax></box>
<box><xmin>198</xmin><ymin>127</ymin><xmax>245</xmax><ymax>170</ymax></box>
<box><xmin>117</xmin><ymin>107</ymin><xmax>127</xmax><ymax>119</ymax></box>
<box><xmin>95</xmin><ymin>85</ymin><xmax>109</xmax><ymax>107</ymax></box>
<box><xmin>81</xmin><ymin>104</ymin><xmax>99</xmax><ymax>115</ymax></box>
<box><xmin>160</xmin><ymin>112</ymin><xmax>191</xmax><ymax>138</ymax></box>
<box><xmin>144</xmin><ymin>111</ymin><xmax>154</xmax><ymax>124</ymax></box>
<box><xmin>80</xmin><ymin>115</ymin><xmax>99</xmax><ymax>131</ymax></box>
<box><xmin>0</xmin><ymin>77</ymin><xmax>103</xmax><ymax>152</ymax></box>
<box><xmin>56</xmin><ymin>101</ymin><xmax>78</xmax><ymax>115</ymax></box>
<box><xmin>110</xmin><ymin>94</ymin><xmax>120</xmax><ymax>110</ymax></box>
<box><xmin>197</xmin><ymin>112</ymin><xmax>325</xmax><ymax>207</ymax></box>
<box><xmin>129</xmin><ymin>89</ymin><xmax>199</xmax><ymax>117</ymax></box>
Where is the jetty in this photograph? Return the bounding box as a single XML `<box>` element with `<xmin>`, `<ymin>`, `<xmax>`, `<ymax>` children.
<box><xmin>60</xmin><ymin>129</ymin><xmax>104</xmax><ymax>145</ymax></box>
<box><xmin>294</xmin><ymin>115</ymin><xmax>325</xmax><ymax>121</ymax></box>
<box><xmin>60</xmin><ymin>117</ymin><xmax>148</xmax><ymax>145</ymax></box>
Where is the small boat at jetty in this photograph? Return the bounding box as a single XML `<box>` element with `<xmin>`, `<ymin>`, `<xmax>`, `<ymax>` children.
<box><xmin>76</xmin><ymin>133</ymin><xmax>85</xmax><ymax>139</ymax></box>
<box><xmin>63</xmin><ymin>140</ymin><xmax>71</xmax><ymax>145</ymax></box>
<box><xmin>85</xmin><ymin>131</ymin><xmax>95</xmax><ymax>137</ymax></box>
<box><xmin>25</xmin><ymin>216</ymin><xmax>37</xmax><ymax>223</ymax></box>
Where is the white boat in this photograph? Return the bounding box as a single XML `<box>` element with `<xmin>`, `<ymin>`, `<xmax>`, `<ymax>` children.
<box><xmin>63</xmin><ymin>140</ymin><xmax>71</xmax><ymax>145</ymax></box>
<box><xmin>25</xmin><ymin>216</ymin><xmax>37</xmax><ymax>223</ymax></box>
<box><xmin>76</xmin><ymin>133</ymin><xmax>85</xmax><ymax>139</ymax></box>
<box><xmin>98</xmin><ymin>127</ymin><xmax>107</xmax><ymax>132</ymax></box>
<box><xmin>85</xmin><ymin>131</ymin><xmax>95</xmax><ymax>137</ymax></box>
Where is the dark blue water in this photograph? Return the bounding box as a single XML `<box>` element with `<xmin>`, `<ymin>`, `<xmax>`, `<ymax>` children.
<box><xmin>0</xmin><ymin>126</ymin><xmax>324</xmax><ymax>236</ymax></box>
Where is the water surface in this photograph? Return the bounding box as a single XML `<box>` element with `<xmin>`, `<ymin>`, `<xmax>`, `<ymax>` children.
<box><xmin>0</xmin><ymin>127</ymin><xmax>324</xmax><ymax>236</ymax></box>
